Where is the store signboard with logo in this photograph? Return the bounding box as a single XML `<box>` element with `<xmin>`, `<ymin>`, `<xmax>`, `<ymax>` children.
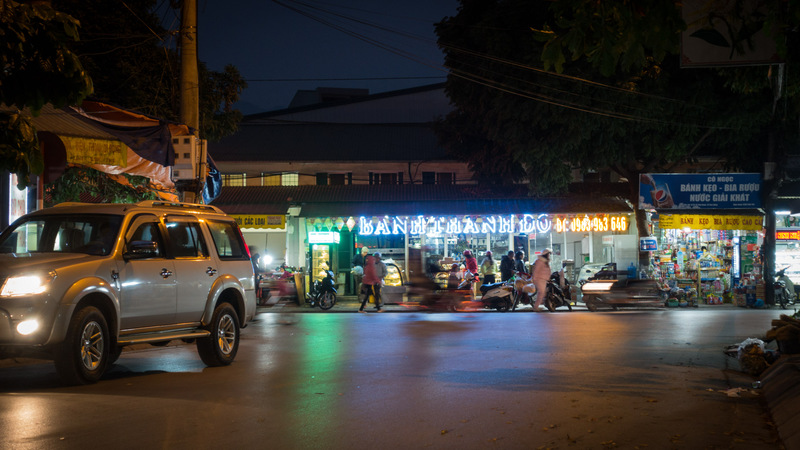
<box><xmin>308</xmin><ymin>231</ymin><xmax>340</xmax><ymax>244</ymax></box>
<box><xmin>659</xmin><ymin>214</ymin><xmax>762</xmax><ymax>231</ymax></box>
<box><xmin>639</xmin><ymin>173</ymin><xmax>761</xmax><ymax>209</ymax></box>
<box><xmin>776</xmin><ymin>229</ymin><xmax>800</xmax><ymax>241</ymax></box>
<box><xmin>231</xmin><ymin>214</ymin><xmax>285</xmax><ymax>230</ymax></box>
<box><xmin>640</xmin><ymin>236</ymin><xmax>658</xmax><ymax>251</ymax></box>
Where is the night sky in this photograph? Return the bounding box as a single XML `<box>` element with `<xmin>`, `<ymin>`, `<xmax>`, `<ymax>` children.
<box><xmin>194</xmin><ymin>0</ymin><xmax>459</xmax><ymax>114</ymax></box>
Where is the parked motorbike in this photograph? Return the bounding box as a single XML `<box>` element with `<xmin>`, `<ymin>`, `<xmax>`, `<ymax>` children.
<box><xmin>511</xmin><ymin>272</ymin><xmax>536</xmax><ymax>311</ymax></box>
<box><xmin>306</xmin><ymin>270</ymin><xmax>337</xmax><ymax>310</ymax></box>
<box><xmin>774</xmin><ymin>267</ymin><xmax>796</xmax><ymax>309</ymax></box>
<box><xmin>544</xmin><ymin>271</ymin><xmax>572</xmax><ymax>312</ymax></box>
<box><xmin>477</xmin><ymin>279</ymin><xmax>515</xmax><ymax>311</ymax></box>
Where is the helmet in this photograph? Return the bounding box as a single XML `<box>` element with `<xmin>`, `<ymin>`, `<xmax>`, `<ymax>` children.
<box><xmin>373</xmin><ymin>252</ymin><xmax>382</xmax><ymax>259</ymax></box>
<box><xmin>463</xmin><ymin>250</ymin><xmax>472</xmax><ymax>257</ymax></box>
<box><xmin>542</xmin><ymin>248</ymin><xmax>552</xmax><ymax>257</ymax></box>
<box><xmin>485</xmin><ymin>251</ymin><xmax>492</xmax><ymax>256</ymax></box>
<box><xmin>361</xmin><ymin>246</ymin><xmax>369</xmax><ymax>254</ymax></box>
<box><xmin>451</xmin><ymin>263</ymin><xmax>460</xmax><ymax>271</ymax></box>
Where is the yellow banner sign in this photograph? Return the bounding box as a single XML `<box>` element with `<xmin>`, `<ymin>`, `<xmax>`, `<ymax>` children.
<box><xmin>232</xmin><ymin>214</ymin><xmax>285</xmax><ymax>230</ymax></box>
<box><xmin>61</xmin><ymin>136</ymin><xmax>128</xmax><ymax>167</ymax></box>
<box><xmin>659</xmin><ymin>214</ymin><xmax>762</xmax><ymax>231</ymax></box>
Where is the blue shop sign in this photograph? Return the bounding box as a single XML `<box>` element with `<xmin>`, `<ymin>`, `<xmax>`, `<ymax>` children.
<box><xmin>639</xmin><ymin>173</ymin><xmax>761</xmax><ymax>209</ymax></box>
<box><xmin>640</xmin><ymin>237</ymin><xmax>658</xmax><ymax>251</ymax></box>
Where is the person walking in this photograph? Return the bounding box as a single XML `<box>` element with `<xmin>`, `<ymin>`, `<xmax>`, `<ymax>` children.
<box><xmin>500</xmin><ymin>250</ymin><xmax>515</xmax><ymax>281</ymax></box>
<box><xmin>532</xmin><ymin>248</ymin><xmax>553</xmax><ymax>312</ymax></box>
<box><xmin>351</xmin><ymin>246</ymin><xmax>368</xmax><ymax>295</ymax></box>
<box><xmin>463</xmin><ymin>250</ymin><xmax>478</xmax><ymax>276</ymax></box>
<box><xmin>358</xmin><ymin>254</ymin><xmax>377</xmax><ymax>313</ymax></box>
<box><xmin>479</xmin><ymin>251</ymin><xmax>496</xmax><ymax>284</ymax></box>
<box><xmin>373</xmin><ymin>252</ymin><xmax>388</xmax><ymax>312</ymax></box>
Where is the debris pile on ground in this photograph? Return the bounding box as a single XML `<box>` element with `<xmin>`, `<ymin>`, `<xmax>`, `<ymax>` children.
<box><xmin>724</xmin><ymin>337</ymin><xmax>779</xmax><ymax>376</ymax></box>
<box><xmin>766</xmin><ymin>314</ymin><xmax>800</xmax><ymax>354</ymax></box>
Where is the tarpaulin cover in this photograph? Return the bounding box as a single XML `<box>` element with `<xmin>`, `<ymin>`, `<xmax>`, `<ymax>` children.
<box><xmin>203</xmin><ymin>155</ymin><xmax>221</xmax><ymax>204</ymax></box>
<box><xmin>70</xmin><ymin>101</ymin><xmax>193</xmax><ymax>167</ymax></box>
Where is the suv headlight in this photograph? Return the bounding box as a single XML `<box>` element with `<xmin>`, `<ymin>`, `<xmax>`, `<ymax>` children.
<box><xmin>1</xmin><ymin>271</ymin><xmax>57</xmax><ymax>297</ymax></box>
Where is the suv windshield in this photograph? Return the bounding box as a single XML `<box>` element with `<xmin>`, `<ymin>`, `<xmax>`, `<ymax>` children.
<box><xmin>0</xmin><ymin>214</ymin><xmax>123</xmax><ymax>256</ymax></box>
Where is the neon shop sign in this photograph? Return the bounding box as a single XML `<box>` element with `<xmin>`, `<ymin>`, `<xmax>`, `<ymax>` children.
<box><xmin>357</xmin><ymin>214</ymin><xmax>628</xmax><ymax>236</ymax></box>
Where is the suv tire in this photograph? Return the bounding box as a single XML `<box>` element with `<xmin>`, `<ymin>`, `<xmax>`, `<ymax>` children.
<box><xmin>197</xmin><ymin>303</ymin><xmax>240</xmax><ymax>366</ymax></box>
<box><xmin>53</xmin><ymin>306</ymin><xmax>110</xmax><ymax>385</ymax></box>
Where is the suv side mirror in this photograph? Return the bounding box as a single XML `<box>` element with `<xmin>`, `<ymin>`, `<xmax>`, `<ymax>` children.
<box><xmin>124</xmin><ymin>240</ymin><xmax>159</xmax><ymax>260</ymax></box>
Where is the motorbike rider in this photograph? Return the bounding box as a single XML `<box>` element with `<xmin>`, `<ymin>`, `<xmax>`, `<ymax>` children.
<box><xmin>532</xmin><ymin>248</ymin><xmax>553</xmax><ymax>312</ymax></box>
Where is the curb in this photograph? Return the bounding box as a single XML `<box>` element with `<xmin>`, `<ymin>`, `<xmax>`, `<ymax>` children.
<box><xmin>760</xmin><ymin>354</ymin><xmax>800</xmax><ymax>449</ymax></box>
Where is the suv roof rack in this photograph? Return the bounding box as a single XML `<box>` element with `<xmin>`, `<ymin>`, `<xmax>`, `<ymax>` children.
<box><xmin>136</xmin><ymin>200</ymin><xmax>223</xmax><ymax>214</ymax></box>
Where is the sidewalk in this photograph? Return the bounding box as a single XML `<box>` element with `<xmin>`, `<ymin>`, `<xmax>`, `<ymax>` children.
<box><xmin>258</xmin><ymin>295</ymin><xmax>747</xmax><ymax>314</ymax></box>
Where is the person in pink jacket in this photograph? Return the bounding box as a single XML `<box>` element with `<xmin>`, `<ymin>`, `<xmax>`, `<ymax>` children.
<box><xmin>531</xmin><ymin>248</ymin><xmax>553</xmax><ymax>312</ymax></box>
<box><xmin>359</xmin><ymin>255</ymin><xmax>377</xmax><ymax>312</ymax></box>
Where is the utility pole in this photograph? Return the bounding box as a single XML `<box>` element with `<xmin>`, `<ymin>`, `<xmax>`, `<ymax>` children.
<box><xmin>179</xmin><ymin>0</ymin><xmax>201</xmax><ymax>203</ymax></box>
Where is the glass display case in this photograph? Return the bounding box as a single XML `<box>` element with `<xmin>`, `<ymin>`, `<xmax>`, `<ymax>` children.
<box><xmin>311</xmin><ymin>244</ymin><xmax>332</xmax><ymax>284</ymax></box>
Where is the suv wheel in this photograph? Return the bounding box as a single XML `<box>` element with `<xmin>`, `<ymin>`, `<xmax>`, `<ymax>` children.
<box><xmin>54</xmin><ymin>306</ymin><xmax>110</xmax><ymax>385</ymax></box>
<box><xmin>197</xmin><ymin>303</ymin><xmax>240</xmax><ymax>366</ymax></box>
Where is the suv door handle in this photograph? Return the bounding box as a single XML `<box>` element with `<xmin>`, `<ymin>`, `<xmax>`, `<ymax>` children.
<box><xmin>161</xmin><ymin>268</ymin><xmax>173</xmax><ymax>279</ymax></box>
<box><xmin>206</xmin><ymin>267</ymin><xmax>217</xmax><ymax>276</ymax></box>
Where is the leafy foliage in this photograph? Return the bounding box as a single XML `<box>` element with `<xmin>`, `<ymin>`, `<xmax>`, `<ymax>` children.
<box><xmin>44</xmin><ymin>166</ymin><xmax>159</xmax><ymax>206</ymax></box>
<box><xmin>435</xmin><ymin>0</ymin><xmax>796</xmax><ymax>201</ymax></box>
<box><xmin>0</xmin><ymin>0</ymin><xmax>93</xmax><ymax>188</ymax></box>
<box><xmin>0</xmin><ymin>112</ymin><xmax>43</xmax><ymax>189</ymax></box>
<box><xmin>50</xmin><ymin>0</ymin><xmax>247</xmax><ymax>141</ymax></box>
<box><xmin>0</xmin><ymin>0</ymin><xmax>93</xmax><ymax>114</ymax></box>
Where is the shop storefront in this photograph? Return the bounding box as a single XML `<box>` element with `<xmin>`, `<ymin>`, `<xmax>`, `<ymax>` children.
<box><xmin>297</xmin><ymin>208</ymin><xmax>638</xmax><ymax>299</ymax></box>
<box><xmin>775</xmin><ymin>213</ymin><xmax>800</xmax><ymax>286</ymax></box>
<box><xmin>640</xmin><ymin>173</ymin><xmax>765</xmax><ymax>307</ymax></box>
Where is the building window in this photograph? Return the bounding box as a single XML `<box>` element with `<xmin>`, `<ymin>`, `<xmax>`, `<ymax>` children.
<box><xmin>281</xmin><ymin>172</ymin><xmax>299</xmax><ymax>186</ymax></box>
<box><xmin>437</xmin><ymin>173</ymin><xmax>454</xmax><ymax>184</ymax></box>
<box><xmin>370</xmin><ymin>172</ymin><xmax>401</xmax><ymax>185</ymax></box>
<box><xmin>261</xmin><ymin>173</ymin><xmax>280</xmax><ymax>186</ymax></box>
<box><xmin>316</xmin><ymin>173</ymin><xmax>328</xmax><ymax>185</ymax></box>
<box><xmin>221</xmin><ymin>173</ymin><xmax>246</xmax><ymax>187</ymax></box>
<box><xmin>422</xmin><ymin>172</ymin><xmax>435</xmax><ymax>184</ymax></box>
<box><xmin>329</xmin><ymin>173</ymin><xmax>346</xmax><ymax>185</ymax></box>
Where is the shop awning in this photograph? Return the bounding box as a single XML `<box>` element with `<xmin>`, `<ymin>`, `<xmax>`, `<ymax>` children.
<box><xmin>210</xmin><ymin>185</ymin><xmax>633</xmax><ymax>217</ymax></box>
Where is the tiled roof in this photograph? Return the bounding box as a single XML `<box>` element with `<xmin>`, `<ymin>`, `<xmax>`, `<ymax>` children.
<box><xmin>210</xmin><ymin>123</ymin><xmax>449</xmax><ymax>162</ymax></box>
<box><xmin>210</xmin><ymin>184</ymin><xmax>632</xmax><ymax>216</ymax></box>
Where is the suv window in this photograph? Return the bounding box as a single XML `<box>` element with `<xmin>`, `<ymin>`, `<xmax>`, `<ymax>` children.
<box><xmin>126</xmin><ymin>217</ymin><xmax>165</xmax><ymax>258</ymax></box>
<box><xmin>0</xmin><ymin>215</ymin><xmax>122</xmax><ymax>256</ymax></box>
<box><xmin>165</xmin><ymin>219</ymin><xmax>209</xmax><ymax>258</ymax></box>
<box><xmin>207</xmin><ymin>220</ymin><xmax>249</xmax><ymax>259</ymax></box>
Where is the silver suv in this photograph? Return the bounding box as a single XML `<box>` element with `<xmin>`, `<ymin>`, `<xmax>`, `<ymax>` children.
<box><xmin>0</xmin><ymin>201</ymin><xmax>257</xmax><ymax>384</ymax></box>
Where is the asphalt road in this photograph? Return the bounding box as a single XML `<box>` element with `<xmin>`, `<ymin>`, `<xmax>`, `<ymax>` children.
<box><xmin>0</xmin><ymin>307</ymin><xmax>786</xmax><ymax>449</ymax></box>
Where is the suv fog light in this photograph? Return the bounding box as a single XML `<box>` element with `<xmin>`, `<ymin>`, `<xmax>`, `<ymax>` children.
<box><xmin>17</xmin><ymin>319</ymin><xmax>39</xmax><ymax>335</ymax></box>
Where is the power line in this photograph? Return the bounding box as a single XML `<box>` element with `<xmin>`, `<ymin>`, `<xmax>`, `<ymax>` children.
<box><xmin>245</xmin><ymin>76</ymin><xmax>444</xmax><ymax>82</ymax></box>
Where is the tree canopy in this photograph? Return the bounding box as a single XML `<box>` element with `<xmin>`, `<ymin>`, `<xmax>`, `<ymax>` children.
<box><xmin>51</xmin><ymin>0</ymin><xmax>248</xmax><ymax>141</ymax></box>
<box><xmin>0</xmin><ymin>0</ymin><xmax>93</xmax><ymax>187</ymax></box>
<box><xmin>434</xmin><ymin>0</ymin><xmax>798</xmax><ymax>204</ymax></box>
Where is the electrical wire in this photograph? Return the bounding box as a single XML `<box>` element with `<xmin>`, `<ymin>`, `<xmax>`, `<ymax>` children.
<box><xmin>272</xmin><ymin>0</ymin><xmax>731</xmax><ymax>130</ymax></box>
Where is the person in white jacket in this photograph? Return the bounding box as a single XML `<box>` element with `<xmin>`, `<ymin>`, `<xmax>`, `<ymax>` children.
<box><xmin>531</xmin><ymin>248</ymin><xmax>553</xmax><ymax>312</ymax></box>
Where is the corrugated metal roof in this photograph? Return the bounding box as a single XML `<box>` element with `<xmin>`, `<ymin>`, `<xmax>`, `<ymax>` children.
<box><xmin>1</xmin><ymin>104</ymin><xmax>118</xmax><ymax>140</ymax></box>
<box><xmin>211</xmin><ymin>123</ymin><xmax>449</xmax><ymax>162</ymax></box>
<box><xmin>210</xmin><ymin>185</ymin><xmax>632</xmax><ymax>216</ymax></box>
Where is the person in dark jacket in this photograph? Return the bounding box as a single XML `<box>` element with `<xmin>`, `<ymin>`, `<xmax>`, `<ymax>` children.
<box><xmin>515</xmin><ymin>251</ymin><xmax>528</xmax><ymax>276</ymax></box>
<box><xmin>500</xmin><ymin>250</ymin><xmax>515</xmax><ymax>281</ymax></box>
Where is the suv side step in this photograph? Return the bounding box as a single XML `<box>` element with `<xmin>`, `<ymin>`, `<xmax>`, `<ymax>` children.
<box><xmin>117</xmin><ymin>329</ymin><xmax>211</xmax><ymax>345</ymax></box>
